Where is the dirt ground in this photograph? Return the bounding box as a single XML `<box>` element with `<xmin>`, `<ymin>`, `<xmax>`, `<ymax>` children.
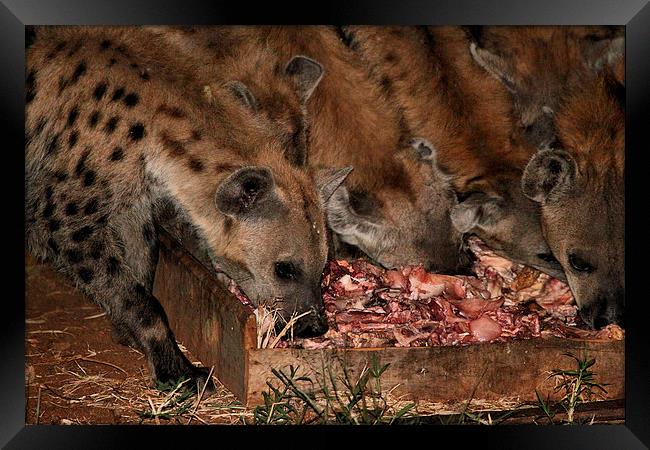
<box><xmin>25</xmin><ymin>252</ymin><xmax>253</xmax><ymax>425</ymax></box>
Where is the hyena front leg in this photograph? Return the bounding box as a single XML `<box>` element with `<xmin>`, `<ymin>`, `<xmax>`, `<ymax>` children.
<box><xmin>51</xmin><ymin>201</ymin><xmax>213</xmax><ymax>392</ymax></box>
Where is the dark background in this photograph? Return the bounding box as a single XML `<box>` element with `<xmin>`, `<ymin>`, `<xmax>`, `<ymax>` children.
<box><xmin>2</xmin><ymin>0</ymin><xmax>648</xmax><ymax>448</ymax></box>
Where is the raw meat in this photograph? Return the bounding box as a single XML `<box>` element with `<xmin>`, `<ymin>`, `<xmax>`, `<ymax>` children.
<box><xmin>231</xmin><ymin>236</ymin><xmax>624</xmax><ymax>348</ymax></box>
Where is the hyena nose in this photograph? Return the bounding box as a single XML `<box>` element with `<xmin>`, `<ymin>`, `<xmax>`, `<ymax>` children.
<box><xmin>592</xmin><ymin>313</ymin><xmax>610</xmax><ymax>330</ymax></box>
<box><xmin>579</xmin><ymin>303</ymin><xmax>603</xmax><ymax>329</ymax></box>
<box><xmin>456</xmin><ymin>251</ymin><xmax>476</xmax><ymax>275</ymax></box>
<box><xmin>310</xmin><ymin>316</ymin><xmax>329</xmax><ymax>336</ymax></box>
<box><xmin>455</xmin><ymin>249</ymin><xmax>477</xmax><ymax>275</ymax></box>
<box><xmin>427</xmin><ymin>246</ymin><xmax>475</xmax><ymax>275</ymax></box>
<box><xmin>294</xmin><ymin>309</ymin><xmax>329</xmax><ymax>338</ymax></box>
<box><xmin>423</xmin><ymin>261</ymin><xmax>437</xmax><ymax>272</ymax></box>
<box><xmin>580</xmin><ymin>297</ymin><xmax>624</xmax><ymax>330</ymax></box>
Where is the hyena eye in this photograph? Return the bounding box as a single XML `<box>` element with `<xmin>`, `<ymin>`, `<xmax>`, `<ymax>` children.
<box><xmin>275</xmin><ymin>262</ymin><xmax>296</xmax><ymax>280</ymax></box>
<box><xmin>242</xmin><ymin>179</ymin><xmax>260</xmax><ymax>196</ymax></box>
<box><xmin>568</xmin><ymin>254</ymin><xmax>595</xmax><ymax>273</ymax></box>
<box><xmin>537</xmin><ymin>253</ymin><xmax>559</xmax><ymax>264</ymax></box>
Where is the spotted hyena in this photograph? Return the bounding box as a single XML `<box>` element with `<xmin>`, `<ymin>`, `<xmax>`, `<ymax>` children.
<box><xmin>521</xmin><ymin>69</ymin><xmax>624</xmax><ymax>328</ymax></box>
<box><xmin>341</xmin><ymin>26</ymin><xmax>565</xmax><ymax>280</ymax></box>
<box><xmin>464</xmin><ymin>25</ymin><xmax>625</xmax><ymax>327</ymax></box>
<box><xmin>25</xmin><ymin>26</ymin><xmax>350</xmax><ymax>390</ymax></box>
<box><xmin>196</xmin><ymin>26</ymin><xmax>470</xmax><ymax>274</ymax></box>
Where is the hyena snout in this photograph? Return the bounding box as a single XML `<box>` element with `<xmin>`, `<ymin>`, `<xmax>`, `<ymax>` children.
<box><xmin>579</xmin><ymin>291</ymin><xmax>625</xmax><ymax>329</ymax></box>
<box><xmin>421</xmin><ymin>239</ymin><xmax>476</xmax><ymax>276</ymax></box>
<box><xmin>276</xmin><ymin>289</ymin><xmax>329</xmax><ymax>338</ymax></box>
<box><xmin>276</xmin><ymin>308</ymin><xmax>328</xmax><ymax>338</ymax></box>
<box><xmin>292</xmin><ymin>310</ymin><xmax>329</xmax><ymax>338</ymax></box>
<box><xmin>449</xmin><ymin>245</ymin><xmax>478</xmax><ymax>276</ymax></box>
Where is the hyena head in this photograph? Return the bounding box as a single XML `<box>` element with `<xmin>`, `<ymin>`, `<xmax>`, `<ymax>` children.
<box><xmin>326</xmin><ymin>138</ymin><xmax>472</xmax><ymax>274</ymax></box>
<box><xmin>211</xmin><ymin>163</ymin><xmax>352</xmax><ymax>337</ymax></box>
<box><xmin>208</xmin><ymin>39</ymin><xmax>324</xmax><ymax>167</ymax></box>
<box><xmin>450</xmin><ymin>174</ymin><xmax>566</xmax><ymax>281</ymax></box>
<box><xmin>521</xmin><ymin>75</ymin><xmax>625</xmax><ymax>329</ymax></box>
<box><xmin>167</xmin><ymin>33</ymin><xmax>330</xmax><ymax>335</ymax></box>
<box><xmin>468</xmin><ymin>26</ymin><xmax>624</xmax><ymax>149</ymax></box>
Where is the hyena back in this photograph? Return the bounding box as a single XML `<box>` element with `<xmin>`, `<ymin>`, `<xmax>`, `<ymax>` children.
<box><xmin>25</xmin><ymin>26</ymin><xmax>349</xmax><ymax>389</ymax></box>
<box><xmin>141</xmin><ymin>26</ymin><xmax>321</xmax><ymax>167</ymax></box>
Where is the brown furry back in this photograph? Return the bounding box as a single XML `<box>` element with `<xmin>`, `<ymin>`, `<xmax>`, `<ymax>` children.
<box><xmin>344</xmin><ymin>26</ymin><xmax>534</xmax><ymax>195</ymax></box>
<box><xmin>554</xmin><ymin>71</ymin><xmax>625</xmax><ymax>179</ymax></box>
<box><xmin>217</xmin><ymin>26</ymin><xmax>408</xmax><ymax>192</ymax></box>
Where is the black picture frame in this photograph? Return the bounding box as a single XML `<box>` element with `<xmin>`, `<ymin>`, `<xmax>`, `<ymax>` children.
<box><xmin>3</xmin><ymin>0</ymin><xmax>648</xmax><ymax>448</ymax></box>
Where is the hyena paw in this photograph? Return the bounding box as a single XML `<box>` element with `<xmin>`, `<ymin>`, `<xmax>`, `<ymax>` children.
<box><xmin>152</xmin><ymin>355</ymin><xmax>216</xmax><ymax>396</ymax></box>
<box><xmin>192</xmin><ymin>366</ymin><xmax>217</xmax><ymax>396</ymax></box>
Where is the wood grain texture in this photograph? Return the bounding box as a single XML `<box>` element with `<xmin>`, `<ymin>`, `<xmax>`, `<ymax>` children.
<box><xmin>246</xmin><ymin>339</ymin><xmax>623</xmax><ymax>406</ymax></box>
<box><xmin>153</xmin><ymin>226</ymin><xmax>256</xmax><ymax>401</ymax></box>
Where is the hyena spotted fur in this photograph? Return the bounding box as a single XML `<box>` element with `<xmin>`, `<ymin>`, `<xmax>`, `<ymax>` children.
<box><xmin>185</xmin><ymin>26</ymin><xmax>470</xmax><ymax>274</ymax></box>
<box><xmin>342</xmin><ymin>26</ymin><xmax>566</xmax><ymax>280</ymax></box>
<box><xmin>25</xmin><ymin>26</ymin><xmax>350</xmax><ymax>390</ymax></box>
<box><xmin>140</xmin><ymin>26</ymin><xmax>322</xmax><ymax>167</ymax></box>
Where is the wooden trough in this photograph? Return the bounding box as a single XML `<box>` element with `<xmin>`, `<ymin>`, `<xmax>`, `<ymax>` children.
<box><xmin>152</xmin><ymin>221</ymin><xmax>625</xmax><ymax>414</ymax></box>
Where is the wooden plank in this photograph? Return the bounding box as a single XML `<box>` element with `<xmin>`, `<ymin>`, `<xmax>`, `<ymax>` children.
<box><xmin>153</xmin><ymin>226</ymin><xmax>257</xmax><ymax>401</ymax></box>
<box><xmin>411</xmin><ymin>399</ymin><xmax>625</xmax><ymax>424</ymax></box>
<box><xmin>152</xmin><ymin>219</ymin><xmax>624</xmax><ymax>410</ymax></box>
<box><xmin>245</xmin><ymin>338</ymin><xmax>624</xmax><ymax>407</ymax></box>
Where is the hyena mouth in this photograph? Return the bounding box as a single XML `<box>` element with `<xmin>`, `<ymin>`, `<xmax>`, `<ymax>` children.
<box><xmin>217</xmin><ymin>274</ymin><xmax>328</xmax><ymax>346</ymax></box>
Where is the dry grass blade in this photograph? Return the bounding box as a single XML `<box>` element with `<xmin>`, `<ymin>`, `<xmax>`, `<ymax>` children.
<box><xmin>83</xmin><ymin>312</ymin><xmax>107</xmax><ymax>320</ymax></box>
<box><xmin>35</xmin><ymin>385</ymin><xmax>42</xmax><ymax>425</ymax></box>
<box><xmin>186</xmin><ymin>366</ymin><xmax>215</xmax><ymax>425</ymax></box>
<box><xmin>254</xmin><ymin>303</ymin><xmax>313</xmax><ymax>349</ymax></box>
<box><xmin>78</xmin><ymin>357</ymin><xmax>128</xmax><ymax>375</ymax></box>
<box><xmin>269</xmin><ymin>310</ymin><xmax>312</xmax><ymax>349</ymax></box>
<box><xmin>28</xmin><ymin>330</ymin><xmax>74</xmax><ymax>336</ymax></box>
<box><xmin>147</xmin><ymin>397</ymin><xmax>160</xmax><ymax>425</ymax></box>
<box><xmin>25</xmin><ymin>318</ymin><xmax>46</xmax><ymax>324</ymax></box>
<box><xmin>255</xmin><ymin>305</ymin><xmax>282</xmax><ymax>349</ymax></box>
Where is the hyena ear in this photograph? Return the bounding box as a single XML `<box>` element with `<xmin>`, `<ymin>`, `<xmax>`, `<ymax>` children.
<box><xmin>325</xmin><ymin>184</ymin><xmax>383</xmax><ymax>248</ymax></box>
<box><xmin>215</xmin><ymin>166</ymin><xmax>278</xmax><ymax>217</ymax></box>
<box><xmin>314</xmin><ymin>166</ymin><xmax>353</xmax><ymax>203</ymax></box>
<box><xmin>410</xmin><ymin>137</ymin><xmax>437</xmax><ymax>162</ymax></box>
<box><xmin>521</xmin><ymin>149</ymin><xmax>577</xmax><ymax>204</ymax></box>
<box><xmin>450</xmin><ymin>193</ymin><xmax>503</xmax><ymax>233</ymax></box>
<box><xmin>583</xmin><ymin>36</ymin><xmax>624</xmax><ymax>73</ymax></box>
<box><xmin>409</xmin><ymin>137</ymin><xmax>453</xmax><ymax>182</ymax></box>
<box><xmin>226</xmin><ymin>80</ymin><xmax>259</xmax><ymax>112</ymax></box>
<box><xmin>285</xmin><ymin>55</ymin><xmax>324</xmax><ymax>103</ymax></box>
<box><xmin>469</xmin><ymin>42</ymin><xmax>518</xmax><ymax>94</ymax></box>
